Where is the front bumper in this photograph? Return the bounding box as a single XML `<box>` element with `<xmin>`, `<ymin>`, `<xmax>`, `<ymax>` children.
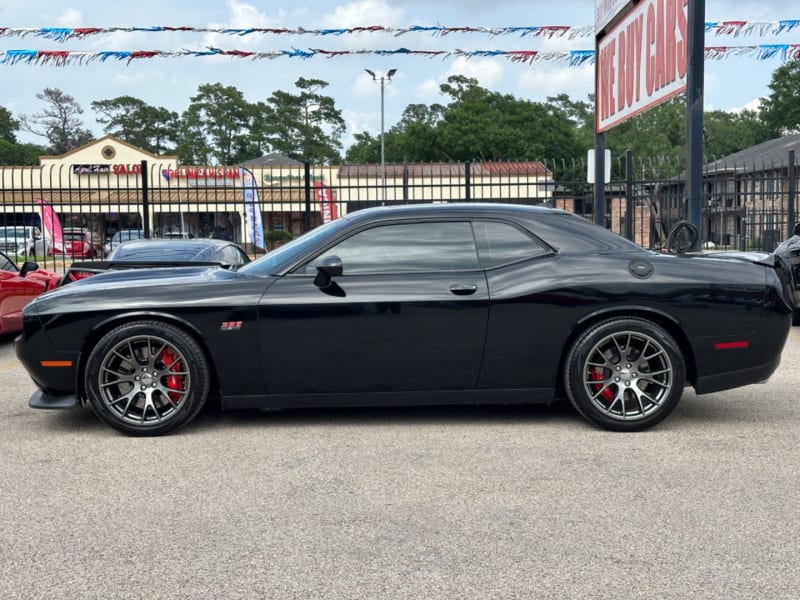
<box><xmin>29</xmin><ymin>389</ymin><xmax>80</xmax><ymax>410</ymax></box>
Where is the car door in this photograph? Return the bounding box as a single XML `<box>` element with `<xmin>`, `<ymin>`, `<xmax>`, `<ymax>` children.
<box><xmin>258</xmin><ymin>220</ymin><xmax>489</xmax><ymax>396</ymax></box>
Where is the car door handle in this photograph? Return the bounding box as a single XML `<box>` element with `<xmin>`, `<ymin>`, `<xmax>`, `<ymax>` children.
<box><xmin>449</xmin><ymin>284</ymin><xmax>478</xmax><ymax>295</ymax></box>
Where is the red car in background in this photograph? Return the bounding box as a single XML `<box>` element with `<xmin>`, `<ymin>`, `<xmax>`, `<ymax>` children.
<box><xmin>0</xmin><ymin>251</ymin><xmax>61</xmax><ymax>335</ymax></box>
<box><xmin>51</xmin><ymin>227</ymin><xmax>104</xmax><ymax>258</ymax></box>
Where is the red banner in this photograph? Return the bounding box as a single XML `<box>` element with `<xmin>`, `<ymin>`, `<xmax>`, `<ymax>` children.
<box><xmin>314</xmin><ymin>182</ymin><xmax>338</xmax><ymax>224</ymax></box>
<box><xmin>36</xmin><ymin>198</ymin><xmax>63</xmax><ymax>252</ymax></box>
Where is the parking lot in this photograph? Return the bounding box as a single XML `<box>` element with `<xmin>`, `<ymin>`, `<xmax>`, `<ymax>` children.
<box><xmin>1</xmin><ymin>329</ymin><xmax>799</xmax><ymax>599</ymax></box>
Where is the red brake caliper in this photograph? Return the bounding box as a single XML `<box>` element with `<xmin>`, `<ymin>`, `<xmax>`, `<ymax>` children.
<box><xmin>589</xmin><ymin>368</ymin><xmax>614</xmax><ymax>402</ymax></box>
<box><xmin>161</xmin><ymin>348</ymin><xmax>184</xmax><ymax>403</ymax></box>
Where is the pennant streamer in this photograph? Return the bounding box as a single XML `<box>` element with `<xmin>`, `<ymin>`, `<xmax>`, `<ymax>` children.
<box><xmin>1</xmin><ymin>45</ymin><xmax>799</xmax><ymax>66</ymax></box>
<box><xmin>0</xmin><ymin>21</ymin><xmax>798</xmax><ymax>42</ymax></box>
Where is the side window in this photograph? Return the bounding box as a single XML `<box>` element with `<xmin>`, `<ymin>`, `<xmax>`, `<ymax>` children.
<box><xmin>220</xmin><ymin>245</ymin><xmax>246</xmax><ymax>265</ymax></box>
<box><xmin>473</xmin><ymin>221</ymin><xmax>550</xmax><ymax>268</ymax></box>
<box><xmin>305</xmin><ymin>221</ymin><xmax>479</xmax><ymax>274</ymax></box>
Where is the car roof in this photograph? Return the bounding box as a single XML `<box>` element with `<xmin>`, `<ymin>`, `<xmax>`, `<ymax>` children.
<box><xmin>340</xmin><ymin>202</ymin><xmax>569</xmax><ymax>223</ymax></box>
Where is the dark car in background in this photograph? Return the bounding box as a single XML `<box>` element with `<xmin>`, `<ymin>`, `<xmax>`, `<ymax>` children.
<box><xmin>16</xmin><ymin>203</ymin><xmax>795</xmax><ymax>436</ymax></box>
<box><xmin>62</xmin><ymin>238</ymin><xmax>250</xmax><ymax>284</ymax></box>
<box><xmin>103</xmin><ymin>229</ymin><xmax>144</xmax><ymax>256</ymax></box>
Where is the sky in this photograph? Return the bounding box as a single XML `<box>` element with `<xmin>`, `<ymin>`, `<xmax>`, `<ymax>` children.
<box><xmin>0</xmin><ymin>0</ymin><xmax>796</xmax><ymax>153</ymax></box>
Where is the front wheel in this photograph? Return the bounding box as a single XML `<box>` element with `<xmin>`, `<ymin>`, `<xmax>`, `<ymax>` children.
<box><xmin>84</xmin><ymin>320</ymin><xmax>210</xmax><ymax>436</ymax></box>
<box><xmin>564</xmin><ymin>317</ymin><xmax>685</xmax><ymax>431</ymax></box>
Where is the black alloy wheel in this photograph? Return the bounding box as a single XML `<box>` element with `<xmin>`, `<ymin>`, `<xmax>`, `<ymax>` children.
<box><xmin>85</xmin><ymin>320</ymin><xmax>210</xmax><ymax>436</ymax></box>
<box><xmin>564</xmin><ymin>317</ymin><xmax>685</xmax><ymax>431</ymax></box>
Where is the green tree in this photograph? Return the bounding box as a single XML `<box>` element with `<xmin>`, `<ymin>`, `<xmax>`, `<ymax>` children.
<box><xmin>266</xmin><ymin>78</ymin><xmax>345</xmax><ymax>163</ymax></box>
<box><xmin>230</xmin><ymin>100</ymin><xmax>275</xmax><ymax>163</ymax></box>
<box><xmin>19</xmin><ymin>87</ymin><xmax>94</xmax><ymax>154</ymax></box>
<box><xmin>0</xmin><ymin>106</ymin><xmax>19</xmax><ymax>142</ymax></box>
<box><xmin>177</xmin><ymin>83</ymin><xmax>252</xmax><ymax>165</ymax></box>
<box><xmin>91</xmin><ymin>96</ymin><xmax>180</xmax><ymax>154</ymax></box>
<box><xmin>759</xmin><ymin>61</ymin><xmax>800</xmax><ymax>136</ymax></box>
<box><xmin>0</xmin><ymin>139</ymin><xmax>42</xmax><ymax>165</ymax></box>
<box><xmin>704</xmin><ymin>109</ymin><xmax>770</xmax><ymax>158</ymax></box>
<box><xmin>435</xmin><ymin>75</ymin><xmax>582</xmax><ymax>161</ymax></box>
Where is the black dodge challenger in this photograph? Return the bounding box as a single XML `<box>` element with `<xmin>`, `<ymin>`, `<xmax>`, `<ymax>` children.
<box><xmin>15</xmin><ymin>203</ymin><xmax>795</xmax><ymax>435</ymax></box>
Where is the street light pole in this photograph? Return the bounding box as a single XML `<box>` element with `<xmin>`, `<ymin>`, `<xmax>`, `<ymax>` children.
<box><xmin>365</xmin><ymin>68</ymin><xmax>396</xmax><ymax>205</ymax></box>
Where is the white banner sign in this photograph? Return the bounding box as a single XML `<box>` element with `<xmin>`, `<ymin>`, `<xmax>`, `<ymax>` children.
<box><xmin>596</xmin><ymin>0</ymin><xmax>688</xmax><ymax>133</ymax></box>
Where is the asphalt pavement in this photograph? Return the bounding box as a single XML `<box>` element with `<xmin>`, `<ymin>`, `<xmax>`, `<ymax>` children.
<box><xmin>1</xmin><ymin>329</ymin><xmax>799</xmax><ymax>599</ymax></box>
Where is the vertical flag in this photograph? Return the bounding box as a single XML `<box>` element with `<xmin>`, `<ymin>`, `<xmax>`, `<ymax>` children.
<box><xmin>36</xmin><ymin>198</ymin><xmax>63</xmax><ymax>253</ymax></box>
<box><xmin>239</xmin><ymin>167</ymin><xmax>265</xmax><ymax>250</ymax></box>
<box><xmin>314</xmin><ymin>181</ymin><xmax>338</xmax><ymax>224</ymax></box>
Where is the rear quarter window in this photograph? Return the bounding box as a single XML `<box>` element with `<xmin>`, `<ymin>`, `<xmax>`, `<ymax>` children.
<box><xmin>473</xmin><ymin>221</ymin><xmax>551</xmax><ymax>268</ymax></box>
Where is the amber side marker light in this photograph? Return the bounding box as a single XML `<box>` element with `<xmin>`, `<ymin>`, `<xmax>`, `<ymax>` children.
<box><xmin>714</xmin><ymin>341</ymin><xmax>749</xmax><ymax>350</ymax></box>
<box><xmin>40</xmin><ymin>361</ymin><xmax>73</xmax><ymax>367</ymax></box>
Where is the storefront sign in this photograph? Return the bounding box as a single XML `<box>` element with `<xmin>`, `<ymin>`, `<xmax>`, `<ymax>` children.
<box><xmin>262</xmin><ymin>174</ymin><xmax>324</xmax><ymax>186</ymax></box>
<box><xmin>161</xmin><ymin>168</ymin><xmax>241</xmax><ymax>180</ymax></box>
<box><xmin>72</xmin><ymin>163</ymin><xmax>144</xmax><ymax>175</ymax></box>
<box><xmin>72</xmin><ymin>164</ymin><xmax>111</xmax><ymax>174</ymax></box>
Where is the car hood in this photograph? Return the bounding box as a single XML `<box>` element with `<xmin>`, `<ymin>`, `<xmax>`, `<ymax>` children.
<box><xmin>66</xmin><ymin>265</ymin><xmax>220</xmax><ymax>287</ymax></box>
<box><xmin>27</xmin><ymin>266</ymin><xmax>267</xmax><ymax>316</ymax></box>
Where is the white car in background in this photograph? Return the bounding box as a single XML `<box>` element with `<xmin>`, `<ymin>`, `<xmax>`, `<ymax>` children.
<box><xmin>0</xmin><ymin>226</ymin><xmax>47</xmax><ymax>257</ymax></box>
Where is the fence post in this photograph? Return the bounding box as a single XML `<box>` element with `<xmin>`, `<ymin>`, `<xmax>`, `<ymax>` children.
<box><xmin>141</xmin><ymin>160</ymin><xmax>150</xmax><ymax>239</ymax></box>
<box><xmin>304</xmin><ymin>161</ymin><xmax>311</xmax><ymax>231</ymax></box>
<box><xmin>465</xmin><ymin>161</ymin><xmax>471</xmax><ymax>201</ymax></box>
<box><xmin>788</xmin><ymin>149</ymin><xmax>796</xmax><ymax>238</ymax></box>
<box><xmin>403</xmin><ymin>162</ymin><xmax>409</xmax><ymax>203</ymax></box>
<box><xmin>625</xmin><ymin>150</ymin><xmax>634</xmax><ymax>241</ymax></box>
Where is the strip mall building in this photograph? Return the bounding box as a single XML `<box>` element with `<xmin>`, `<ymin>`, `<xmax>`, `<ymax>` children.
<box><xmin>0</xmin><ymin>135</ymin><xmax>556</xmax><ymax>250</ymax></box>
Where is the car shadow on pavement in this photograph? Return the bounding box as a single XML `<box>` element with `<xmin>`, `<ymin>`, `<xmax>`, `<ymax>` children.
<box><xmin>190</xmin><ymin>399</ymin><xmax>585</xmax><ymax>433</ymax></box>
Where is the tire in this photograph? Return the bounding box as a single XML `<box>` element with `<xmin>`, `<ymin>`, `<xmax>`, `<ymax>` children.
<box><xmin>84</xmin><ymin>320</ymin><xmax>210</xmax><ymax>436</ymax></box>
<box><xmin>564</xmin><ymin>317</ymin><xmax>685</xmax><ymax>431</ymax></box>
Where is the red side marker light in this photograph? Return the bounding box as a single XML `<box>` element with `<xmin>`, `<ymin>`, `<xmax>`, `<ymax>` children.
<box><xmin>714</xmin><ymin>341</ymin><xmax>749</xmax><ymax>350</ymax></box>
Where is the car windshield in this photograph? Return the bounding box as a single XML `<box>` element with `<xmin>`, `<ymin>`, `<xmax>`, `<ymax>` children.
<box><xmin>111</xmin><ymin>246</ymin><xmax>202</xmax><ymax>261</ymax></box>
<box><xmin>0</xmin><ymin>253</ymin><xmax>16</xmax><ymax>271</ymax></box>
<box><xmin>238</xmin><ymin>218</ymin><xmax>350</xmax><ymax>276</ymax></box>
<box><xmin>112</xmin><ymin>231</ymin><xmax>142</xmax><ymax>242</ymax></box>
<box><xmin>0</xmin><ymin>227</ymin><xmax>31</xmax><ymax>237</ymax></box>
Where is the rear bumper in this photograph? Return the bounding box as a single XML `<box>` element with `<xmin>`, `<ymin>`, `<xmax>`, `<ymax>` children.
<box><xmin>693</xmin><ymin>358</ymin><xmax>781</xmax><ymax>395</ymax></box>
<box><xmin>29</xmin><ymin>389</ymin><xmax>80</xmax><ymax>409</ymax></box>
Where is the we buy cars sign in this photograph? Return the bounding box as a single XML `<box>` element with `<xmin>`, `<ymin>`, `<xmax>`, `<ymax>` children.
<box><xmin>596</xmin><ymin>0</ymin><xmax>688</xmax><ymax>132</ymax></box>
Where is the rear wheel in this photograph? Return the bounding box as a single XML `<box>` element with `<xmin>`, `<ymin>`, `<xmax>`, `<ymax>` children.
<box><xmin>85</xmin><ymin>320</ymin><xmax>210</xmax><ymax>436</ymax></box>
<box><xmin>564</xmin><ymin>317</ymin><xmax>685</xmax><ymax>431</ymax></box>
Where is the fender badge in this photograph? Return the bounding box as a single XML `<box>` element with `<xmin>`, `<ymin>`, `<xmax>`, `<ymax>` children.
<box><xmin>220</xmin><ymin>321</ymin><xmax>243</xmax><ymax>331</ymax></box>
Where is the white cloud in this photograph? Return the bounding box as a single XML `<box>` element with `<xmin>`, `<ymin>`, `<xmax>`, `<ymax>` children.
<box><xmin>731</xmin><ymin>98</ymin><xmax>762</xmax><ymax>113</ymax></box>
<box><xmin>517</xmin><ymin>63</ymin><xmax>593</xmax><ymax>102</ymax></box>
<box><xmin>414</xmin><ymin>79</ymin><xmax>441</xmax><ymax>103</ymax></box>
<box><xmin>445</xmin><ymin>57</ymin><xmax>504</xmax><ymax>89</ymax></box>
<box><xmin>56</xmin><ymin>8</ymin><xmax>82</xmax><ymax>27</ymax></box>
<box><xmin>322</xmin><ymin>0</ymin><xmax>404</xmax><ymax>28</ymax></box>
<box><xmin>202</xmin><ymin>1</ymin><xmax>286</xmax><ymax>49</ymax></box>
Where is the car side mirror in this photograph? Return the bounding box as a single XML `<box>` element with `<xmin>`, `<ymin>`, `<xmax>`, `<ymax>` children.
<box><xmin>793</xmin><ymin>223</ymin><xmax>800</xmax><ymax>237</ymax></box>
<box><xmin>313</xmin><ymin>255</ymin><xmax>343</xmax><ymax>288</ymax></box>
<box><xmin>20</xmin><ymin>261</ymin><xmax>39</xmax><ymax>277</ymax></box>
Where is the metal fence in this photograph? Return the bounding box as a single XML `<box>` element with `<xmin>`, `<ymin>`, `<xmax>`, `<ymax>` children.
<box><xmin>0</xmin><ymin>150</ymin><xmax>797</xmax><ymax>271</ymax></box>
